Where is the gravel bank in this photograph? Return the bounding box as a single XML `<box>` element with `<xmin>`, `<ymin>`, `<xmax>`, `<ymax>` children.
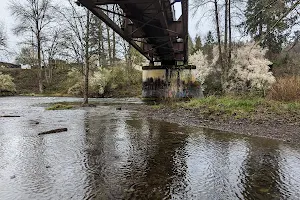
<box><xmin>123</xmin><ymin>104</ymin><xmax>300</xmax><ymax>143</ymax></box>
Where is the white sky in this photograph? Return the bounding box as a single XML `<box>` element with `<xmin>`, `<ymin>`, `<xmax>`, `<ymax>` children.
<box><xmin>0</xmin><ymin>0</ymin><xmax>212</xmax><ymax>63</ymax></box>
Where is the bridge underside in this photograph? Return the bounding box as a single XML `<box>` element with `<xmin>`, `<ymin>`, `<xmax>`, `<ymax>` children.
<box><xmin>78</xmin><ymin>0</ymin><xmax>189</xmax><ymax>65</ymax></box>
<box><xmin>78</xmin><ymin>0</ymin><xmax>201</xmax><ymax>98</ymax></box>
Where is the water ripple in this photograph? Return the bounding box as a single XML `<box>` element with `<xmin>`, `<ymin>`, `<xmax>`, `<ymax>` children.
<box><xmin>1</xmin><ymin>97</ymin><xmax>300</xmax><ymax>199</ymax></box>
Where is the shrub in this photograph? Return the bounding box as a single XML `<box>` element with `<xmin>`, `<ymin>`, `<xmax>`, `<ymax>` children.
<box><xmin>0</xmin><ymin>72</ymin><xmax>16</xmax><ymax>94</ymax></box>
<box><xmin>67</xmin><ymin>65</ymin><xmax>142</xmax><ymax>97</ymax></box>
<box><xmin>189</xmin><ymin>43</ymin><xmax>276</xmax><ymax>96</ymax></box>
<box><xmin>227</xmin><ymin>43</ymin><xmax>276</xmax><ymax>95</ymax></box>
<box><xmin>104</xmin><ymin>66</ymin><xmax>142</xmax><ymax>97</ymax></box>
<box><xmin>90</xmin><ymin>67</ymin><xmax>111</xmax><ymax>95</ymax></box>
<box><xmin>268</xmin><ymin>76</ymin><xmax>300</xmax><ymax>102</ymax></box>
<box><xmin>189</xmin><ymin>50</ymin><xmax>211</xmax><ymax>86</ymax></box>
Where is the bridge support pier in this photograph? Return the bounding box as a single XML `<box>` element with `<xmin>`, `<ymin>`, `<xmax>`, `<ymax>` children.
<box><xmin>142</xmin><ymin>65</ymin><xmax>203</xmax><ymax>99</ymax></box>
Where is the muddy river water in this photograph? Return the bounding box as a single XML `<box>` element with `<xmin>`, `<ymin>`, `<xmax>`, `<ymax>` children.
<box><xmin>1</xmin><ymin>97</ymin><xmax>300</xmax><ymax>199</ymax></box>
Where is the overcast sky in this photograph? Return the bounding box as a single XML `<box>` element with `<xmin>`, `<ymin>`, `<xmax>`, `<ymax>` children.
<box><xmin>0</xmin><ymin>0</ymin><xmax>213</xmax><ymax>63</ymax></box>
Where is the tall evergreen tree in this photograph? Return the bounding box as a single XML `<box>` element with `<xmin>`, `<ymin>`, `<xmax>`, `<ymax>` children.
<box><xmin>244</xmin><ymin>0</ymin><xmax>289</xmax><ymax>56</ymax></box>
<box><xmin>203</xmin><ymin>31</ymin><xmax>215</xmax><ymax>63</ymax></box>
<box><xmin>188</xmin><ymin>34</ymin><xmax>194</xmax><ymax>56</ymax></box>
<box><xmin>191</xmin><ymin>34</ymin><xmax>202</xmax><ymax>55</ymax></box>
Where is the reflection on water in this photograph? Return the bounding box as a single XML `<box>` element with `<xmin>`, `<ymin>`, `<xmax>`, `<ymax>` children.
<box><xmin>1</xmin><ymin>97</ymin><xmax>300</xmax><ymax>199</ymax></box>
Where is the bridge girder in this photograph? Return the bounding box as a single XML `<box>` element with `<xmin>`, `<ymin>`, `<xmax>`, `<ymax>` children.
<box><xmin>78</xmin><ymin>0</ymin><xmax>189</xmax><ymax>65</ymax></box>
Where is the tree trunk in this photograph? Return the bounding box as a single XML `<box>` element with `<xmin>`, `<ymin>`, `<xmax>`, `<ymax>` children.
<box><xmin>98</xmin><ymin>20</ymin><xmax>103</xmax><ymax>67</ymax></box>
<box><xmin>106</xmin><ymin>5</ymin><xmax>112</xmax><ymax>65</ymax></box>
<box><xmin>223</xmin><ymin>0</ymin><xmax>229</xmax><ymax>88</ymax></box>
<box><xmin>37</xmin><ymin>29</ymin><xmax>43</xmax><ymax>93</ymax></box>
<box><xmin>214</xmin><ymin>0</ymin><xmax>223</xmax><ymax>70</ymax></box>
<box><xmin>112</xmin><ymin>5</ymin><xmax>116</xmax><ymax>65</ymax></box>
<box><xmin>49</xmin><ymin>59</ymin><xmax>53</xmax><ymax>83</ymax></box>
<box><xmin>224</xmin><ymin>0</ymin><xmax>228</xmax><ymax>62</ymax></box>
<box><xmin>128</xmin><ymin>44</ymin><xmax>132</xmax><ymax>67</ymax></box>
<box><xmin>42</xmin><ymin>50</ymin><xmax>49</xmax><ymax>84</ymax></box>
<box><xmin>83</xmin><ymin>10</ymin><xmax>90</xmax><ymax>105</ymax></box>
<box><xmin>228</xmin><ymin>0</ymin><xmax>232</xmax><ymax>67</ymax></box>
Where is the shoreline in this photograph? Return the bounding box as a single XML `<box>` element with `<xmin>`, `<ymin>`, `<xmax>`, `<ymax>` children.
<box><xmin>28</xmin><ymin>96</ymin><xmax>300</xmax><ymax>144</ymax></box>
<box><xmin>123</xmin><ymin>103</ymin><xmax>300</xmax><ymax>144</ymax></box>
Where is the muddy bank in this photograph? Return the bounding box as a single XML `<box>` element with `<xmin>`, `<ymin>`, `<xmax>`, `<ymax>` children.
<box><xmin>123</xmin><ymin>104</ymin><xmax>300</xmax><ymax>143</ymax></box>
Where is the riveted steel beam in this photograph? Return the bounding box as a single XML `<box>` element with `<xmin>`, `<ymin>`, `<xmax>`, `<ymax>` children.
<box><xmin>78</xmin><ymin>0</ymin><xmax>189</xmax><ymax>63</ymax></box>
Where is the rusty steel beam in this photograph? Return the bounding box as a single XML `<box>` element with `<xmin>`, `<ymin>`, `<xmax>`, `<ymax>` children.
<box><xmin>181</xmin><ymin>0</ymin><xmax>189</xmax><ymax>63</ymax></box>
<box><xmin>94</xmin><ymin>0</ymin><xmax>154</xmax><ymax>5</ymax></box>
<box><xmin>77</xmin><ymin>0</ymin><xmax>189</xmax><ymax>63</ymax></box>
<box><xmin>79</xmin><ymin>0</ymin><xmax>152</xmax><ymax>60</ymax></box>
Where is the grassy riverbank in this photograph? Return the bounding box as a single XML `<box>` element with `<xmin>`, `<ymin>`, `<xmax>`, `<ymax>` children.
<box><xmin>0</xmin><ymin>66</ymin><xmax>142</xmax><ymax>98</ymax></box>
<box><xmin>122</xmin><ymin>95</ymin><xmax>300</xmax><ymax>143</ymax></box>
<box><xmin>175</xmin><ymin>96</ymin><xmax>300</xmax><ymax>120</ymax></box>
<box><xmin>41</xmin><ymin>95</ymin><xmax>300</xmax><ymax>142</ymax></box>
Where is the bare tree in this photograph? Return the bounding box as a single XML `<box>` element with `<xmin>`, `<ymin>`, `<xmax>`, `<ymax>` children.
<box><xmin>106</xmin><ymin>5</ymin><xmax>112</xmax><ymax>65</ymax></box>
<box><xmin>213</xmin><ymin>0</ymin><xmax>224</xmax><ymax>76</ymax></box>
<box><xmin>58</xmin><ymin>1</ymin><xmax>93</xmax><ymax>105</ymax></box>
<box><xmin>42</xmin><ymin>27</ymin><xmax>67</xmax><ymax>83</ymax></box>
<box><xmin>9</xmin><ymin>0</ymin><xmax>55</xmax><ymax>93</ymax></box>
<box><xmin>228</xmin><ymin>0</ymin><xmax>232</xmax><ymax>67</ymax></box>
<box><xmin>83</xmin><ymin>10</ymin><xmax>91</xmax><ymax>105</ymax></box>
<box><xmin>0</xmin><ymin>22</ymin><xmax>7</xmax><ymax>53</ymax></box>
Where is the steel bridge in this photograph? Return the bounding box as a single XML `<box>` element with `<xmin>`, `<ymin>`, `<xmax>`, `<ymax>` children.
<box><xmin>77</xmin><ymin>0</ymin><xmax>189</xmax><ymax>66</ymax></box>
<box><xmin>78</xmin><ymin>0</ymin><xmax>202</xmax><ymax>98</ymax></box>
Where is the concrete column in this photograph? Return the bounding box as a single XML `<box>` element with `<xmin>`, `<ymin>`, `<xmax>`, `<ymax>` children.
<box><xmin>142</xmin><ymin>65</ymin><xmax>203</xmax><ymax>99</ymax></box>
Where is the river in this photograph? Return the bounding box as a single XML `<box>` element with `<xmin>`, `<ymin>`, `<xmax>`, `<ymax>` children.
<box><xmin>0</xmin><ymin>97</ymin><xmax>300</xmax><ymax>199</ymax></box>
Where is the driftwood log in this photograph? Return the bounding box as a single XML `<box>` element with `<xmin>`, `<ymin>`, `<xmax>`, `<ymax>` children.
<box><xmin>0</xmin><ymin>115</ymin><xmax>21</xmax><ymax>118</ymax></box>
<box><xmin>38</xmin><ymin>128</ymin><xmax>68</xmax><ymax>135</ymax></box>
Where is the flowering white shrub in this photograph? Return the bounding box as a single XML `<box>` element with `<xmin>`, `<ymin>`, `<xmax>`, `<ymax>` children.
<box><xmin>189</xmin><ymin>50</ymin><xmax>211</xmax><ymax>85</ymax></box>
<box><xmin>227</xmin><ymin>42</ymin><xmax>276</xmax><ymax>93</ymax></box>
<box><xmin>189</xmin><ymin>42</ymin><xmax>276</xmax><ymax>94</ymax></box>
<box><xmin>0</xmin><ymin>72</ymin><xmax>16</xmax><ymax>93</ymax></box>
<box><xmin>67</xmin><ymin>67</ymin><xmax>112</xmax><ymax>96</ymax></box>
<box><xmin>90</xmin><ymin>68</ymin><xmax>112</xmax><ymax>95</ymax></box>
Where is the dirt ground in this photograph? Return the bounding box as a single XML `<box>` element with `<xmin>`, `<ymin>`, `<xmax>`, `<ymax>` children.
<box><xmin>123</xmin><ymin>104</ymin><xmax>300</xmax><ymax>143</ymax></box>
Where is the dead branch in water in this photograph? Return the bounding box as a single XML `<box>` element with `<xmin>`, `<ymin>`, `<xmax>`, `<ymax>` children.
<box><xmin>0</xmin><ymin>115</ymin><xmax>21</xmax><ymax>118</ymax></box>
<box><xmin>38</xmin><ymin>128</ymin><xmax>68</xmax><ymax>135</ymax></box>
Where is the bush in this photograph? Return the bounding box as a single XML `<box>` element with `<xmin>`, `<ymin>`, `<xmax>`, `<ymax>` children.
<box><xmin>0</xmin><ymin>72</ymin><xmax>16</xmax><ymax>95</ymax></box>
<box><xmin>268</xmin><ymin>76</ymin><xmax>300</xmax><ymax>102</ymax></box>
<box><xmin>190</xmin><ymin>43</ymin><xmax>276</xmax><ymax>96</ymax></box>
<box><xmin>0</xmin><ymin>68</ymin><xmax>39</xmax><ymax>94</ymax></box>
<box><xmin>227</xmin><ymin>43</ymin><xmax>276</xmax><ymax>95</ymax></box>
<box><xmin>67</xmin><ymin>65</ymin><xmax>142</xmax><ymax>97</ymax></box>
<box><xmin>90</xmin><ymin>67</ymin><xmax>111</xmax><ymax>96</ymax></box>
<box><xmin>103</xmin><ymin>66</ymin><xmax>142</xmax><ymax>97</ymax></box>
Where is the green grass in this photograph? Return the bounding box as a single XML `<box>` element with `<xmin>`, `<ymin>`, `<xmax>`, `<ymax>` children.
<box><xmin>46</xmin><ymin>103</ymin><xmax>74</xmax><ymax>110</ymax></box>
<box><xmin>151</xmin><ymin>104</ymin><xmax>162</xmax><ymax>109</ymax></box>
<box><xmin>177</xmin><ymin>95</ymin><xmax>300</xmax><ymax>119</ymax></box>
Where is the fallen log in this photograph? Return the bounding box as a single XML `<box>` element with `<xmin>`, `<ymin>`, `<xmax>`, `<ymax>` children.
<box><xmin>0</xmin><ymin>115</ymin><xmax>21</xmax><ymax>118</ymax></box>
<box><xmin>38</xmin><ymin>128</ymin><xmax>68</xmax><ymax>135</ymax></box>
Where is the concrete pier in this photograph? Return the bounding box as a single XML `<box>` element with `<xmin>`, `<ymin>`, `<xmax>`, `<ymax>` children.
<box><xmin>142</xmin><ymin>65</ymin><xmax>203</xmax><ymax>98</ymax></box>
